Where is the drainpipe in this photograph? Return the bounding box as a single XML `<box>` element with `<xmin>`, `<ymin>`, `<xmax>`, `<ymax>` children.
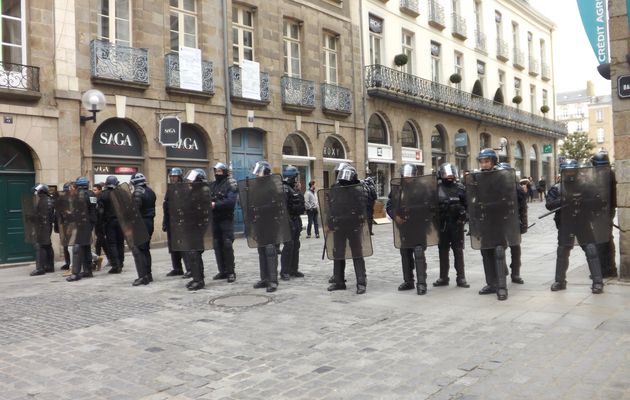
<box><xmin>358</xmin><ymin>0</ymin><xmax>369</xmax><ymax>176</ymax></box>
<box><xmin>222</xmin><ymin>0</ymin><xmax>233</xmax><ymax>167</ymax></box>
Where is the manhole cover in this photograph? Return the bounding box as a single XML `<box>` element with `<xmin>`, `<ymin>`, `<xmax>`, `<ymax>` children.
<box><xmin>210</xmin><ymin>294</ymin><xmax>272</xmax><ymax>307</ymax></box>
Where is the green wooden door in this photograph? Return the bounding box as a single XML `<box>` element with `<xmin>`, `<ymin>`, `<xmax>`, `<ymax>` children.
<box><xmin>0</xmin><ymin>174</ymin><xmax>35</xmax><ymax>263</ymax></box>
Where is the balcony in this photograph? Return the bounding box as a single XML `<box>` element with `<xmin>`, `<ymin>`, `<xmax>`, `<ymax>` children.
<box><xmin>164</xmin><ymin>53</ymin><xmax>214</xmax><ymax>97</ymax></box>
<box><xmin>364</xmin><ymin>64</ymin><xmax>567</xmax><ymax>138</ymax></box>
<box><xmin>400</xmin><ymin>0</ymin><xmax>420</xmax><ymax>17</ymax></box>
<box><xmin>496</xmin><ymin>39</ymin><xmax>509</xmax><ymax>62</ymax></box>
<box><xmin>90</xmin><ymin>39</ymin><xmax>149</xmax><ymax>88</ymax></box>
<box><xmin>474</xmin><ymin>30</ymin><xmax>487</xmax><ymax>53</ymax></box>
<box><xmin>513</xmin><ymin>49</ymin><xmax>525</xmax><ymax>70</ymax></box>
<box><xmin>321</xmin><ymin>83</ymin><xmax>352</xmax><ymax>116</ymax></box>
<box><xmin>451</xmin><ymin>13</ymin><xmax>467</xmax><ymax>40</ymax></box>
<box><xmin>528</xmin><ymin>57</ymin><xmax>539</xmax><ymax>77</ymax></box>
<box><xmin>228</xmin><ymin>65</ymin><xmax>270</xmax><ymax>105</ymax></box>
<box><xmin>281</xmin><ymin>76</ymin><xmax>315</xmax><ymax>112</ymax></box>
<box><xmin>0</xmin><ymin>61</ymin><xmax>40</xmax><ymax>101</ymax></box>
<box><xmin>541</xmin><ymin>62</ymin><xmax>551</xmax><ymax>81</ymax></box>
<box><xmin>428</xmin><ymin>0</ymin><xmax>445</xmax><ymax>30</ymax></box>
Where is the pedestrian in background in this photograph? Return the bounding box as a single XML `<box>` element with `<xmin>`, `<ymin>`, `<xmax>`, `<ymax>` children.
<box><xmin>305</xmin><ymin>181</ymin><xmax>319</xmax><ymax>239</ymax></box>
<box><xmin>537</xmin><ymin>177</ymin><xmax>546</xmax><ymax>201</ymax></box>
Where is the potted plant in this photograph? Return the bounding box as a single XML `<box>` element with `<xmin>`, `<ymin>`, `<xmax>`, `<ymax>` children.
<box><xmin>512</xmin><ymin>95</ymin><xmax>522</xmax><ymax>105</ymax></box>
<box><xmin>449</xmin><ymin>73</ymin><xmax>462</xmax><ymax>84</ymax></box>
<box><xmin>394</xmin><ymin>53</ymin><xmax>409</xmax><ymax>69</ymax></box>
<box><xmin>493</xmin><ymin>88</ymin><xmax>504</xmax><ymax>104</ymax></box>
<box><xmin>471</xmin><ymin>80</ymin><xmax>483</xmax><ymax>98</ymax></box>
<box><xmin>540</xmin><ymin>105</ymin><xmax>550</xmax><ymax>114</ymax></box>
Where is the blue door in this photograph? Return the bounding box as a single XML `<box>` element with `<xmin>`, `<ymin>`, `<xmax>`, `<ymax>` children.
<box><xmin>232</xmin><ymin>129</ymin><xmax>264</xmax><ymax>232</ymax></box>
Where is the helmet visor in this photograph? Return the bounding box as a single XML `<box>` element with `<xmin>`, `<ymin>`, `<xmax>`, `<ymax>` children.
<box><xmin>252</xmin><ymin>162</ymin><xmax>269</xmax><ymax>176</ymax></box>
<box><xmin>184</xmin><ymin>169</ymin><xmax>202</xmax><ymax>182</ymax></box>
<box><xmin>439</xmin><ymin>164</ymin><xmax>457</xmax><ymax>179</ymax></box>
<box><xmin>401</xmin><ymin>164</ymin><xmax>417</xmax><ymax>177</ymax></box>
<box><xmin>337</xmin><ymin>168</ymin><xmax>355</xmax><ymax>182</ymax></box>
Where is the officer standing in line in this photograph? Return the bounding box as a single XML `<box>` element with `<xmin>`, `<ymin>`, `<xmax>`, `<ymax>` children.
<box><xmin>546</xmin><ymin>159</ymin><xmax>604</xmax><ymax>294</ymax></box>
<box><xmin>209</xmin><ymin>162</ymin><xmax>238</xmax><ymax>283</ymax></box>
<box><xmin>433</xmin><ymin>163</ymin><xmax>469</xmax><ymax>288</ymax></box>
<box><xmin>57</xmin><ymin>182</ymin><xmax>72</xmax><ymax>271</ymax></box>
<box><xmin>66</xmin><ymin>177</ymin><xmax>97</xmax><ymax>282</ymax></box>
<box><xmin>591</xmin><ymin>150</ymin><xmax>617</xmax><ymax>278</ymax></box>
<box><xmin>91</xmin><ymin>183</ymin><xmax>107</xmax><ymax>270</ymax></box>
<box><xmin>182</xmin><ymin>169</ymin><xmax>210</xmax><ymax>291</ymax></box>
<box><xmin>28</xmin><ymin>184</ymin><xmax>56</xmax><ymax>276</ymax></box>
<box><xmin>98</xmin><ymin>176</ymin><xmax>125</xmax><ymax>274</ymax></box>
<box><xmin>129</xmin><ymin>173</ymin><xmax>156</xmax><ymax>286</ymax></box>
<box><xmin>280</xmin><ymin>165</ymin><xmax>306</xmax><ymax>280</ymax></box>
<box><xmin>163</xmin><ymin>168</ymin><xmax>187</xmax><ymax>277</ymax></box>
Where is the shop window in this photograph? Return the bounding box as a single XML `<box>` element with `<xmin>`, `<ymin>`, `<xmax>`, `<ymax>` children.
<box><xmin>401</xmin><ymin>121</ymin><xmax>418</xmax><ymax>148</ymax></box>
<box><xmin>454</xmin><ymin>130</ymin><xmax>469</xmax><ymax>173</ymax></box>
<box><xmin>282</xmin><ymin>133</ymin><xmax>308</xmax><ymax>156</ymax></box>
<box><xmin>368</xmin><ymin>114</ymin><xmax>388</xmax><ymax>145</ymax></box>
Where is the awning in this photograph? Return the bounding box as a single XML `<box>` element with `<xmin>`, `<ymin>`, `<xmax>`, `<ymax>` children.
<box><xmin>282</xmin><ymin>155</ymin><xmax>316</xmax><ymax>164</ymax></box>
<box><xmin>323</xmin><ymin>157</ymin><xmax>353</xmax><ymax>165</ymax></box>
<box><xmin>368</xmin><ymin>158</ymin><xmax>397</xmax><ymax>164</ymax></box>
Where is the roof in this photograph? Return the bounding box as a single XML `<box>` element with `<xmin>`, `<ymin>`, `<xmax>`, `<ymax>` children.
<box><xmin>556</xmin><ymin>90</ymin><xmax>590</xmax><ymax>105</ymax></box>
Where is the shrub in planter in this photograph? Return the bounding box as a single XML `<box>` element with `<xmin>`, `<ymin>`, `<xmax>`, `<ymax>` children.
<box><xmin>449</xmin><ymin>73</ymin><xmax>462</xmax><ymax>84</ymax></box>
<box><xmin>394</xmin><ymin>54</ymin><xmax>409</xmax><ymax>67</ymax></box>
<box><xmin>540</xmin><ymin>105</ymin><xmax>550</xmax><ymax>114</ymax></box>
<box><xmin>471</xmin><ymin>80</ymin><xmax>483</xmax><ymax>97</ymax></box>
<box><xmin>493</xmin><ymin>88</ymin><xmax>504</xmax><ymax>104</ymax></box>
<box><xmin>512</xmin><ymin>95</ymin><xmax>523</xmax><ymax>104</ymax></box>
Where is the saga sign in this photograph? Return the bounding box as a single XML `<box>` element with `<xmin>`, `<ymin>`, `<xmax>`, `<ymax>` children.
<box><xmin>171</xmin><ymin>137</ymin><xmax>199</xmax><ymax>151</ymax></box>
<box><xmin>99</xmin><ymin>132</ymin><xmax>133</xmax><ymax>147</ymax></box>
<box><xmin>159</xmin><ymin>116</ymin><xmax>181</xmax><ymax>146</ymax></box>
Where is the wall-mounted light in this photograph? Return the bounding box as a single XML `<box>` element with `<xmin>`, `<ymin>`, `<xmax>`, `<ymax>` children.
<box><xmin>494</xmin><ymin>137</ymin><xmax>508</xmax><ymax>152</ymax></box>
<box><xmin>80</xmin><ymin>89</ymin><xmax>106</xmax><ymax>124</ymax></box>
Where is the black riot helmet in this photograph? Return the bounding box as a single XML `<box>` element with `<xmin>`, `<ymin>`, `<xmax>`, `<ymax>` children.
<box><xmin>213</xmin><ymin>162</ymin><xmax>229</xmax><ymax>181</ymax></box>
<box><xmin>591</xmin><ymin>150</ymin><xmax>610</xmax><ymax>166</ymax></box>
<box><xmin>33</xmin><ymin>183</ymin><xmax>49</xmax><ymax>195</ymax></box>
<box><xmin>169</xmin><ymin>167</ymin><xmax>184</xmax><ymax>177</ymax></box>
<box><xmin>438</xmin><ymin>163</ymin><xmax>458</xmax><ymax>181</ymax></box>
<box><xmin>252</xmin><ymin>160</ymin><xmax>272</xmax><ymax>177</ymax></box>
<box><xmin>477</xmin><ymin>148</ymin><xmax>498</xmax><ymax>164</ymax></box>
<box><xmin>283</xmin><ymin>165</ymin><xmax>299</xmax><ymax>184</ymax></box>
<box><xmin>337</xmin><ymin>165</ymin><xmax>358</xmax><ymax>184</ymax></box>
<box><xmin>185</xmin><ymin>168</ymin><xmax>207</xmax><ymax>183</ymax></box>
<box><xmin>130</xmin><ymin>172</ymin><xmax>146</xmax><ymax>186</ymax></box>
<box><xmin>559</xmin><ymin>159</ymin><xmax>579</xmax><ymax>170</ymax></box>
<box><xmin>400</xmin><ymin>163</ymin><xmax>418</xmax><ymax>178</ymax></box>
<box><xmin>333</xmin><ymin>162</ymin><xmax>350</xmax><ymax>179</ymax></box>
<box><xmin>76</xmin><ymin>176</ymin><xmax>90</xmax><ymax>189</ymax></box>
<box><xmin>105</xmin><ymin>176</ymin><xmax>119</xmax><ymax>188</ymax></box>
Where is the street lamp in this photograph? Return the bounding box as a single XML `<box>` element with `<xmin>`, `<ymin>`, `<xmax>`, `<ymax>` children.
<box><xmin>80</xmin><ymin>89</ymin><xmax>106</xmax><ymax>124</ymax></box>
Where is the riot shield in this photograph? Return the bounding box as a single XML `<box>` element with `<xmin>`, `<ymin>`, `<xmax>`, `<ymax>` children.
<box><xmin>55</xmin><ymin>192</ymin><xmax>92</xmax><ymax>246</ymax></box>
<box><xmin>167</xmin><ymin>182</ymin><xmax>214</xmax><ymax>251</ymax></box>
<box><xmin>390</xmin><ymin>175</ymin><xmax>440</xmax><ymax>249</ymax></box>
<box><xmin>559</xmin><ymin>165</ymin><xmax>611</xmax><ymax>246</ymax></box>
<box><xmin>21</xmin><ymin>194</ymin><xmax>51</xmax><ymax>245</ymax></box>
<box><xmin>237</xmin><ymin>175</ymin><xmax>291</xmax><ymax>248</ymax></box>
<box><xmin>318</xmin><ymin>184</ymin><xmax>373</xmax><ymax>260</ymax></box>
<box><xmin>110</xmin><ymin>183</ymin><xmax>149</xmax><ymax>248</ymax></box>
<box><xmin>465</xmin><ymin>169</ymin><xmax>521</xmax><ymax>250</ymax></box>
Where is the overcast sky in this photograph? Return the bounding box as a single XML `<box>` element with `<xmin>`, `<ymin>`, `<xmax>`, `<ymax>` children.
<box><xmin>529</xmin><ymin>0</ymin><xmax>611</xmax><ymax>96</ymax></box>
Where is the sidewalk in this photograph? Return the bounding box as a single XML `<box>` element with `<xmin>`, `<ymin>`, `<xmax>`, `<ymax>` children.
<box><xmin>0</xmin><ymin>201</ymin><xmax>629</xmax><ymax>399</ymax></box>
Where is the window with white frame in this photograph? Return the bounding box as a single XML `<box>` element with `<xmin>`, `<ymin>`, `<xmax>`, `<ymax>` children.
<box><xmin>530</xmin><ymin>84</ymin><xmax>536</xmax><ymax>113</ymax></box>
<box><xmin>512</xmin><ymin>22</ymin><xmax>519</xmax><ymax>51</ymax></box>
<box><xmin>597</xmin><ymin>128</ymin><xmax>605</xmax><ymax>143</ymax></box>
<box><xmin>169</xmin><ymin>0</ymin><xmax>197</xmax><ymax>51</ymax></box>
<box><xmin>97</xmin><ymin>0</ymin><xmax>131</xmax><ymax>47</ymax></box>
<box><xmin>232</xmin><ymin>5</ymin><xmax>254</xmax><ymax>64</ymax></box>
<box><xmin>1</xmin><ymin>0</ymin><xmax>24</xmax><ymax>65</ymax></box>
<box><xmin>322</xmin><ymin>33</ymin><xmax>338</xmax><ymax>84</ymax></box>
<box><xmin>514</xmin><ymin>77</ymin><xmax>521</xmax><ymax>97</ymax></box>
<box><xmin>402</xmin><ymin>30</ymin><xmax>413</xmax><ymax>74</ymax></box>
<box><xmin>431</xmin><ymin>41</ymin><xmax>441</xmax><ymax>83</ymax></box>
<box><xmin>454</xmin><ymin>50</ymin><xmax>463</xmax><ymax>89</ymax></box>
<box><xmin>540</xmin><ymin>39</ymin><xmax>546</xmax><ymax>64</ymax></box>
<box><xmin>498</xmin><ymin>69</ymin><xmax>505</xmax><ymax>93</ymax></box>
<box><xmin>369</xmin><ymin>14</ymin><xmax>383</xmax><ymax>65</ymax></box>
<box><xmin>477</xmin><ymin>60</ymin><xmax>485</xmax><ymax>95</ymax></box>
<box><xmin>527</xmin><ymin>31</ymin><xmax>533</xmax><ymax>58</ymax></box>
<box><xmin>596</xmin><ymin>110</ymin><xmax>603</xmax><ymax>122</ymax></box>
<box><xmin>283</xmin><ymin>20</ymin><xmax>301</xmax><ymax>77</ymax></box>
<box><xmin>542</xmin><ymin>89</ymin><xmax>548</xmax><ymax>105</ymax></box>
<box><xmin>495</xmin><ymin>11</ymin><xmax>503</xmax><ymax>41</ymax></box>
<box><xmin>474</xmin><ymin>1</ymin><xmax>483</xmax><ymax>32</ymax></box>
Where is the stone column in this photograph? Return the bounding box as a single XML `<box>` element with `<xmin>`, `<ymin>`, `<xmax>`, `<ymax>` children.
<box><xmin>610</xmin><ymin>1</ymin><xmax>630</xmax><ymax>280</ymax></box>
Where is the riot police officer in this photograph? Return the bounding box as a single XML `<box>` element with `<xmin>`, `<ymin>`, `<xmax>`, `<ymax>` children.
<box><xmin>591</xmin><ymin>150</ymin><xmax>617</xmax><ymax>278</ymax></box>
<box><xmin>434</xmin><ymin>163</ymin><xmax>469</xmax><ymax>288</ymax></box>
<box><xmin>98</xmin><ymin>176</ymin><xmax>125</xmax><ymax>274</ymax></box>
<box><xmin>546</xmin><ymin>159</ymin><xmax>604</xmax><ymax>294</ymax></box>
<box><xmin>280</xmin><ymin>165</ymin><xmax>305</xmax><ymax>280</ymax></box>
<box><xmin>326</xmin><ymin>165</ymin><xmax>369</xmax><ymax>294</ymax></box>
<box><xmin>209</xmin><ymin>162</ymin><xmax>238</xmax><ymax>283</ymax></box>
<box><xmin>28</xmin><ymin>184</ymin><xmax>55</xmax><ymax>276</ymax></box>
<box><xmin>163</xmin><ymin>168</ymin><xmax>187</xmax><ymax>277</ymax></box>
<box><xmin>501</xmin><ymin>163</ymin><xmax>528</xmax><ymax>285</ymax></box>
<box><xmin>182</xmin><ymin>168</ymin><xmax>210</xmax><ymax>291</ymax></box>
<box><xmin>130</xmin><ymin>172</ymin><xmax>156</xmax><ymax>286</ymax></box>
<box><xmin>67</xmin><ymin>177</ymin><xmax>97</xmax><ymax>282</ymax></box>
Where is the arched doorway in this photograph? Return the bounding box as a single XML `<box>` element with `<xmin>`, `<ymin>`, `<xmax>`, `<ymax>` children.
<box><xmin>0</xmin><ymin>138</ymin><xmax>36</xmax><ymax>263</ymax></box>
<box><xmin>282</xmin><ymin>132</ymin><xmax>313</xmax><ymax>193</ymax></box>
<box><xmin>431</xmin><ymin>125</ymin><xmax>447</xmax><ymax>173</ymax></box>
<box><xmin>479</xmin><ymin>132</ymin><xmax>491</xmax><ymax>150</ymax></box>
<box><xmin>367</xmin><ymin>113</ymin><xmax>393</xmax><ymax>197</ymax></box>
<box><xmin>231</xmin><ymin>128</ymin><xmax>265</xmax><ymax>231</ymax></box>
<box><xmin>92</xmin><ymin>118</ymin><xmax>145</xmax><ymax>184</ymax></box>
<box><xmin>454</xmin><ymin>130</ymin><xmax>469</xmax><ymax>173</ymax></box>
<box><xmin>322</xmin><ymin>135</ymin><xmax>350</xmax><ymax>189</ymax></box>
<box><xmin>401</xmin><ymin>121</ymin><xmax>424</xmax><ymax>174</ymax></box>
<box><xmin>529</xmin><ymin>145</ymin><xmax>538</xmax><ymax>180</ymax></box>
<box><xmin>513</xmin><ymin>141</ymin><xmax>525</xmax><ymax>177</ymax></box>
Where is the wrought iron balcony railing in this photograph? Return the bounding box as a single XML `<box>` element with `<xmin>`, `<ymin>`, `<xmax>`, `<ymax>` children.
<box><xmin>321</xmin><ymin>83</ymin><xmax>352</xmax><ymax>116</ymax></box>
<box><xmin>451</xmin><ymin>13</ymin><xmax>467</xmax><ymax>40</ymax></box>
<box><xmin>90</xmin><ymin>39</ymin><xmax>149</xmax><ymax>86</ymax></box>
<box><xmin>541</xmin><ymin>62</ymin><xmax>551</xmax><ymax>81</ymax></box>
<box><xmin>400</xmin><ymin>0</ymin><xmax>420</xmax><ymax>17</ymax></box>
<box><xmin>496</xmin><ymin>39</ymin><xmax>509</xmax><ymax>61</ymax></box>
<box><xmin>364</xmin><ymin>65</ymin><xmax>566</xmax><ymax>138</ymax></box>
<box><xmin>164</xmin><ymin>53</ymin><xmax>214</xmax><ymax>96</ymax></box>
<box><xmin>428</xmin><ymin>0</ymin><xmax>445</xmax><ymax>29</ymax></box>
<box><xmin>475</xmin><ymin>30</ymin><xmax>487</xmax><ymax>52</ymax></box>
<box><xmin>281</xmin><ymin>76</ymin><xmax>315</xmax><ymax>111</ymax></box>
<box><xmin>228</xmin><ymin>65</ymin><xmax>270</xmax><ymax>104</ymax></box>
<box><xmin>528</xmin><ymin>57</ymin><xmax>539</xmax><ymax>76</ymax></box>
<box><xmin>0</xmin><ymin>61</ymin><xmax>39</xmax><ymax>92</ymax></box>
<box><xmin>513</xmin><ymin>49</ymin><xmax>525</xmax><ymax>69</ymax></box>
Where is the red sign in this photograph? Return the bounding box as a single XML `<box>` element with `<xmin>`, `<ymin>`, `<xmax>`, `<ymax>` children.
<box><xmin>114</xmin><ymin>167</ymin><xmax>138</xmax><ymax>174</ymax></box>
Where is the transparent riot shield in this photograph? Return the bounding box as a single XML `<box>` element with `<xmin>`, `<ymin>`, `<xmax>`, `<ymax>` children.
<box><xmin>110</xmin><ymin>183</ymin><xmax>149</xmax><ymax>248</ymax></box>
<box><xmin>318</xmin><ymin>184</ymin><xmax>373</xmax><ymax>260</ymax></box>
<box><xmin>21</xmin><ymin>194</ymin><xmax>51</xmax><ymax>245</ymax></box>
<box><xmin>167</xmin><ymin>182</ymin><xmax>214</xmax><ymax>251</ymax></box>
<box><xmin>237</xmin><ymin>175</ymin><xmax>291</xmax><ymax>248</ymax></box>
<box><xmin>55</xmin><ymin>192</ymin><xmax>92</xmax><ymax>246</ymax></box>
<box><xmin>390</xmin><ymin>175</ymin><xmax>440</xmax><ymax>249</ymax></box>
<box><xmin>465</xmin><ymin>169</ymin><xmax>521</xmax><ymax>250</ymax></box>
<box><xmin>559</xmin><ymin>165</ymin><xmax>611</xmax><ymax>246</ymax></box>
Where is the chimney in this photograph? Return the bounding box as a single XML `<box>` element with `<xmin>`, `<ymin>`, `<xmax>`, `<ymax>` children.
<box><xmin>586</xmin><ymin>80</ymin><xmax>595</xmax><ymax>97</ymax></box>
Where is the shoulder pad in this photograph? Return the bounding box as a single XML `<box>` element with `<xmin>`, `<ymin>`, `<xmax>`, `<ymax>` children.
<box><xmin>228</xmin><ymin>178</ymin><xmax>237</xmax><ymax>191</ymax></box>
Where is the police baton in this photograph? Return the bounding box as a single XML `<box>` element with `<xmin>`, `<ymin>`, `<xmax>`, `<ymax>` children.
<box><xmin>538</xmin><ymin>205</ymin><xmax>564</xmax><ymax>220</ymax></box>
<box><xmin>527</xmin><ymin>222</ymin><xmax>536</xmax><ymax>229</ymax></box>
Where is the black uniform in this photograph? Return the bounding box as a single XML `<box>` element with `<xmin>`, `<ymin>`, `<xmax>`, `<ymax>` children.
<box><xmin>597</xmin><ymin>169</ymin><xmax>617</xmax><ymax>277</ymax></box>
<box><xmin>507</xmin><ymin>189</ymin><xmax>528</xmax><ymax>283</ymax></box>
<box><xmin>99</xmin><ymin>187</ymin><xmax>125</xmax><ymax>273</ymax></box>
<box><xmin>162</xmin><ymin>188</ymin><xmax>185</xmax><ymax>275</ymax></box>
<box><xmin>32</xmin><ymin>194</ymin><xmax>55</xmax><ymax>275</ymax></box>
<box><xmin>364</xmin><ymin>178</ymin><xmax>377</xmax><ymax>235</ymax></box>
<box><xmin>69</xmin><ymin>189</ymin><xmax>97</xmax><ymax>279</ymax></box>
<box><xmin>94</xmin><ymin>192</ymin><xmax>110</xmax><ymax>262</ymax></box>
<box><xmin>436</xmin><ymin>179</ymin><xmax>468</xmax><ymax>286</ymax></box>
<box><xmin>280</xmin><ymin>181</ymin><xmax>305</xmax><ymax>279</ymax></box>
<box><xmin>131</xmin><ymin>184</ymin><xmax>156</xmax><ymax>280</ymax></box>
<box><xmin>209</xmin><ymin>175</ymin><xmax>238</xmax><ymax>279</ymax></box>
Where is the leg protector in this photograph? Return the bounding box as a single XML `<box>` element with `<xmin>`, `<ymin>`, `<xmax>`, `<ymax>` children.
<box><xmin>280</xmin><ymin>240</ymin><xmax>294</xmax><ymax>276</ymax></box>
<box><xmin>213</xmin><ymin>237</ymin><xmax>226</xmax><ymax>274</ymax></box>
<box><xmin>413</xmin><ymin>246</ymin><xmax>427</xmax><ymax>284</ymax></box>
<box><xmin>555</xmin><ymin>245</ymin><xmax>571</xmax><ymax>283</ymax></box>
<box><xmin>333</xmin><ymin>260</ymin><xmax>346</xmax><ymax>284</ymax></box>
<box><xmin>222</xmin><ymin>238</ymin><xmax>235</xmax><ymax>274</ymax></box>
<box><xmin>437</xmin><ymin>246</ymin><xmax>451</xmax><ymax>281</ymax></box>
<box><xmin>494</xmin><ymin>246</ymin><xmax>508</xmax><ymax>290</ymax></box>
<box><xmin>400</xmin><ymin>249</ymin><xmax>414</xmax><ymax>283</ymax></box>
<box><xmin>265</xmin><ymin>244</ymin><xmax>278</xmax><ymax>284</ymax></box>
<box><xmin>584</xmin><ymin>243</ymin><xmax>603</xmax><ymax>284</ymax></box>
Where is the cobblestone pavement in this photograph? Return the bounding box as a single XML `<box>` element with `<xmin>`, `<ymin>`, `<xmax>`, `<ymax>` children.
<box><xmin>1</xmin><ymin>201</ymin><xmax>629</xmax><ymax>400</ymax></box>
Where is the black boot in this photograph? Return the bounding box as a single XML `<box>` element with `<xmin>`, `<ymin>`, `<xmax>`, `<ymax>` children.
<box><xmin>453</xmin><ymin>248</ymin><xmax>469</xmax><ymax>287</ymax></box>
<box><xmin>434</xmin><ymin>247</ymin><xmax>450</xmax><ymax>286</ymax></box>
<box><xmin>399</xmin><ymin>249</ymin><xmax>414</xmax><ymax>291</ymax></box>
<box><xmin>551</xmin><ymin>281</ymin><xmax>567</xmax><ymax>291</ymax></box>
<box><xmin>494</xmin><ymin>246</ymin><xmax>508</xmax><ymax>301</ymax></box>
<box><xmin>66</xmin><ymin>274</ymin><xmax>81</xmax><ymax>282</ymax></box>
<box><xmin>132</xmin><ymin>276</ymin><xmax>150</xmax><ymax>286</ymax></box>
<box><xmin>227</xmin><ymin>273</ymin><xmax>236</xmax><ymax>283</ymax></box>
<box><xmin>166</xmin><ymin>269</ymin><xmax>184</xmax><ymax>277</ymax></box>
<box><xmin>414</xmin><ymin>246</ymin><xmax>427</xmax><ymax>295</ymax></box>
<box><xmin>353</xmin><ymin>258</ymin><xmax>367</xmax><ymax>295</ymax></box>
<box><xmin>585</xmin><ymin>244</ymin><xmax>604</xmax><ymax>294</ymax></box>
<box><xmin>188</xmin><ymin>280</ymin><xmax>205</xmax><ymax>291</ymax></box>
<box><xmin>30</xmin><ymin>269</ymin><xmax>45</xmax><ymax>276</ymax></box>
<box><xmin>266</xmin><ymin>281</ymin><xmax>278</xmax><ymax>293</ymax></box>
<box><xmin>398</xmin><ymin>281</ymin><xmax>414</xmax><ymax>291</ymax></box>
